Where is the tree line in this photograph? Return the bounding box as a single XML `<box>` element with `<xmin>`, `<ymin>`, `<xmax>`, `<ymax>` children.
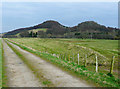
<box><xmin>16</xmin><ymin>30</ymin><xmax>119</xmax><ymax>40</ymax></box>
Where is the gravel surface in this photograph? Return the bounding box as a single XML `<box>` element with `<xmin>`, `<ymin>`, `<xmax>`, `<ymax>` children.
<box><xmin>3</xmin><ymin>41</ymin><xmax>44</xmax><ymax>87</ymax></box>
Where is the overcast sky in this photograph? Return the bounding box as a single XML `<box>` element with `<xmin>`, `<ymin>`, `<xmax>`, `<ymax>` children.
<box><xmin>2</xmin><ymin>2</ymin><xmax>118</xmax><ymax>32</ymax></box>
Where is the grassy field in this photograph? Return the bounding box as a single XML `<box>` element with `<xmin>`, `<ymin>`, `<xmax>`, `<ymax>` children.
<box><xmin>15</xmin><ymin>28</ymin><xmax>47</xmax><ymax>37</ymax></box>
<box><xmin>28</xmin><ymin>28</ymin><xmax>47</xmax><ymax>33</ymax></box>
<box><xmin>9</xmin><ymin>38</ymin><xmax>118</xmax><ymax>69</ymax></box>
<box><xmin>0</xmin><ymin>39</ymin><xmax>2</xmax><ymax>88</ymax></box>
<box><xmin>8</xmin><ymin>38</ymin><xmax>119</xmax><ymax>87</ymax></box>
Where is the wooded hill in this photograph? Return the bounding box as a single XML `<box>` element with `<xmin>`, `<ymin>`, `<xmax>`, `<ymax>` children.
<box><xmin>3</xmin><ymin>20</ymin><xmax>120</xmax><ymax>39</ymax></box>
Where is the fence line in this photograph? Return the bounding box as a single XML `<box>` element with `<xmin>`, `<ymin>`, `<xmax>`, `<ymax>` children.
<box><xmin>7</xmin><ymin>39</ymin><xmax>116</xmax><ymax>75</ymax></box>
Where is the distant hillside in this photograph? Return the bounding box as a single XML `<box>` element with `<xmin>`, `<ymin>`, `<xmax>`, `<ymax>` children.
<box><xmin>3</xmin><ymin>20</ymin><xmax>120</xmax><ymax>39</ymax></box>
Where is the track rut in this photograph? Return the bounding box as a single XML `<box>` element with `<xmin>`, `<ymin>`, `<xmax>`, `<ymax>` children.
<box><xmin>3</xmin><ymin>40</ymin><xmax>44</xmax><ymax>87</ymax></box>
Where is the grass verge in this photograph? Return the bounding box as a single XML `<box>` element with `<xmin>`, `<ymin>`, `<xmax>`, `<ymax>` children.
<box><xmin>0</xmin><ymin>40</ymin><xmax>2</xmax><ymax>88</ymax></box>
<box><xmin>2</xmin><ymin>42</ymin><xmax>8</xmax><ymax>87</ymax></box>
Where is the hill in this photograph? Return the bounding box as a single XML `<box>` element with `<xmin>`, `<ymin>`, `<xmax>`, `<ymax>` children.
<box><xmin>3</xmin><ymin>20</ymin><xmax>120</xmax><ymax>39</ymax></box>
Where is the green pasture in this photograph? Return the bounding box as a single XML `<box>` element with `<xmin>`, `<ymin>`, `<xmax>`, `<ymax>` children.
<box><xmin>9</xmin><ymin>38</ymin><xmax>118</xmax><ymax>76</ymax></box>
<box><xmin>29</xmin><ymin>28</ymin><xmax>47</xmax><ymax>33</ymax></box>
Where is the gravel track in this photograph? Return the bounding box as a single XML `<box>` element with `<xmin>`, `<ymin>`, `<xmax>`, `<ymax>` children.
<box><xmin>3</xmin><ymin>40</ymin><xmax>44</xmax><ymax>87</ymax></box>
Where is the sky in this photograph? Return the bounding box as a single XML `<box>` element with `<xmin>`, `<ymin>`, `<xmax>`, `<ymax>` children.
<box><xmin>1</xmin><ymin>0</ymin><xmax>119</xmax><ymax>2</ymax></box>
<box><xmin>1</xmin><ymin>2</ymin><xmax>118</xmax><ymax>33</ymax></box>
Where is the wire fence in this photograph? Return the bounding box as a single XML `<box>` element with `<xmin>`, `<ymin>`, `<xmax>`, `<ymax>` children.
<box><xmin>7</xmin><ymin>38</ymin><xmax>117</xmax><ymax>75</ymax></box>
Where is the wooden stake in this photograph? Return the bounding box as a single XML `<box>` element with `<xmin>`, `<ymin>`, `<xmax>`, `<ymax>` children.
<box><xmin>65</xmin><ymin>57</ymin><xmax>66</xmax><ymax>61</ymax></box>
<box><xmin>58</xmin><ymin>54</ymin><xmax>59</xmax><ymax>58</ymax></box>
<box><xmin>61</xmin><ymin>54</ymin><xmax>62</xmax><ymax>59</ymax></box>
<box><xmin>65</xmin><ymin>53</ymin><xmax>66</xmax><ymax>61</ymax></box>
<box><xmin>69</xmin><ymin>55</ymin><xmax>70</xmax><ymax>62</ymax></box>
<box><xmin>60</xmin><ymin>54</ymin><xmax>61</xmax><ymax>59</ymax></box>
<box><xmin>73</xmin><ymin>53</ymin><xmax>74</xmax><ymax>61</ymax></box>
<box><xmin>84</xmin><ymin>54</ymin><xmax>87</xmax><ymax>67</ymax></box>
<box><xmin>110</xmin><ymin>56</ymin><xmax>115</xmax><ymax>74</ymax></box>
<box><xmin>78</xmin><ymin>53</ymin><xmax>79</xmax><ymax>65</ymax></box>
<box><xmin>96</xmin><ymin>54</ymin><xmax>98</xmax><ymax>73</ymax></box>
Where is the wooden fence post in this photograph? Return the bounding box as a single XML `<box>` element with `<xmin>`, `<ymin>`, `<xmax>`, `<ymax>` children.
<box><xmin>58</xmin><ymin>54</ymin><xmax>59</xmax><ymax>58</ymax></box>
<box><xmin>110</xmin><ymin>56</ymin><xmax>115</xmax><ymax>74</ymax></box>
<box><xmin>60</xmin><ymin>54</ymin><xmax>61</xmax><ymax>59</ymax></box>
<box><xmin>96</xmin><ymin>54</ymin><xmax>98</xmax><ymax>73</ymax></box>
<box><xmin>65</xmin><ymin>53</ymin><xmax>66</xmax><ymax>61</ymax></box>
<box><xmin>78</xmin><ymin>53</ymin><xmax>79</xmax><ymax>65</ymax></box>
<box><xmin>84</xmin><ymin>54</ymin><xmax>87</xmax><ymax>67</ymax></box>
<box><xmin>69</xmin><ymin>55</ymin><xmax>70</xmax><ymax>62</ymax></box>
<box><xmin>73</xmin><ymin>53</ymin><xmax>74</xmax><ymax>61</ymax></box>
<box><xmin>61</xmin><ymin>54</ymin><xmax>63</xmax><ymax>59</ymax></box>
<box><xmin>65</xmin><ymin>56</ymin><xmax>66</xmax><ymax>61</ymax></box>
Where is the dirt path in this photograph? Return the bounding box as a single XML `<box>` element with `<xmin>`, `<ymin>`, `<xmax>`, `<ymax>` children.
<box><xmin>7</xmin><ymin>40</ymin><xmax>93</xmax><ymax>87</ymax></box>
<box><xmin>3</xmin><ymin>40</ymin><xmax>44</xmax><ymax>87</ymax></box>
